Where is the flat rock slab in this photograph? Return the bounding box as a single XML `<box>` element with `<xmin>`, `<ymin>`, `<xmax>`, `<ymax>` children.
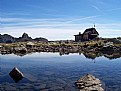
<box><xmin>75</xmin><ymin>74</ymin><xmax>104</xmax><ymax>91</ymax></box>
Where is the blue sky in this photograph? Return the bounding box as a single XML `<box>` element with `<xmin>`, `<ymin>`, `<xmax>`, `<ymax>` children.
<box><xmin>0</xmin><ymin>0</ymin><xmax>121</xmax><ymax>40</ymax></box>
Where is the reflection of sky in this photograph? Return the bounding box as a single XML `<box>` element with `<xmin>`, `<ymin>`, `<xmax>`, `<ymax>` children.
<box><xmin>24</xmin><ymin>52</ymin><xmax>79</xmax><ymax>58</ymax></box>
<box><xmin>0</xmin><ymin>52</ymin><xmax>121</xmax><ymax>61</ymax></box>
<box><xmin>0</xmin><ymin>53</ymin><xmax>79</xmax><ymax>59</ymax></box>
<box><xmin>1</xmin><ymin>0</ymin><xmax>121</xmax><ymax>40</ymax></box>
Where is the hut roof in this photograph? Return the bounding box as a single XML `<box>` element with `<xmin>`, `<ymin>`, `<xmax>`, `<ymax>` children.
<box><xmin>83</xmin><ymin>28</ymin><xmax>99</xmax><ymax>35</ymax></box>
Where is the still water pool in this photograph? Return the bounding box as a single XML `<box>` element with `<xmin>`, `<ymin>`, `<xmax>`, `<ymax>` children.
<box><xmin>0</xmin><ymin>52</ymin><xmax>121</xmax><ymax>91</ymax></box>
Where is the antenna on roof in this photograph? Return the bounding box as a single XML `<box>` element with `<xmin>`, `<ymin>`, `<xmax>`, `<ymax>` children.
<box><xmin>94</xmin><ymin>23</ymin><xmax>95</xmax><ymax>28</ymax></box>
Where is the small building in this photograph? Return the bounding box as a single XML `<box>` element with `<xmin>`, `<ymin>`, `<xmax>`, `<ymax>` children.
<box><xmin>74</xmin><ymin>28</ymin><xmax>99</xmax><ymax>42</ymax></box>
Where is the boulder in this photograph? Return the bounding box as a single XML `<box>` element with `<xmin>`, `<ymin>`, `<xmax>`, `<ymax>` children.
<box><xmin>14</xmin><ymin>46</ymin><xmax>27</xmax><ymax>53</ymax></box>
<box><xmin>9</xmin><ymin>67</ymin><xmax>24</xmax><ymax>83</ymax></box>
<box><xmin>75</xmin><ymin>74</ymin><xmax>104</xmax><ymax>91</ymax></box>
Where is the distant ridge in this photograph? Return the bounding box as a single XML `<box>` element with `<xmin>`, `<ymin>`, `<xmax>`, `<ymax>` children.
<box><xmin>0</xmin><ymin>33</ymin><xmax>48</xmax><ymax>43</ymax></box>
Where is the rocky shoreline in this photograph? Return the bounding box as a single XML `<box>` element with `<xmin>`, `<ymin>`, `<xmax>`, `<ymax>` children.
<box><xmin>0</xmin><ymin>41</ymin><xmax>121</xmax><ymax>59</ymax></box>
<box><xmin>0</xmin><ymin>41</ymin><xmax>121</xmax><ymax>91</ymax></box>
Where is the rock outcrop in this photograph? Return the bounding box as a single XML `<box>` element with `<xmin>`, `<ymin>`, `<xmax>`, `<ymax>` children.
<box><xmin>0</xmin><ymin>33</ymin><xmax>48</xmax><ymax>43</ymax></box>
<box><xmin>34</xmin><ymin>37</ymin><xmax>48</xmax><ymax>42</ymax></box>
<box><xmin>22</xmin><ymin>33</ymin><xmax>30</xmax><ymax>38</ymax></box>
<box><xmin>9</xmin><ymin>67</ymin><xmax>24</xmax><ymax>83</ymax></box>
<box><xmin>0</xmin><ymin>34</ymin><xmax>15</xmax><ymax>43</ymax></box>
<box><xmin>16</xmin><ymin>33</ymin><xmax>33</xmax><ymax>42</ymax></box>
<box><xmin>75</xmin><ymin>74</ymin><xmax>104</xmax><ymax>91</ymax></box>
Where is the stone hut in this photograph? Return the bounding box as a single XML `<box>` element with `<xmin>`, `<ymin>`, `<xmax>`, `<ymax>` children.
<box><xmin>74</xmin><ymin>28</ymin><xmax>99</xmax><ymax>42</ymax></box>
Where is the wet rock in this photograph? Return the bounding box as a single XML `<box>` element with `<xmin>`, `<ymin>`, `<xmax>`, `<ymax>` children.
<box><xmin>44</xmin><ymin>71</ymin><xmax>54</xmax><ymax>76</ymax></box>
<box><xmin>0</xmin><ymin>86</ymin><xmax>5</xmax><ymax>91</ymax></box>
<box><xmin>4</xmin><ymin>85</ymin><xmax>16</xmax><ymax>91</ymax></box>
<box><xmin>56</xmin><ymin>78</ymin><xmax>66</xmax><ymax>85</ymax></box>
<box><xmin>9</xmin><ymin>67</ymin><xmax>24</xmax><ymax>83</ymax></box>
<box><xmin>41</xmin><ymin>89</ymin><xmax>49</xmax><ymax>91</ymax></box>
<box><xmin>19</xmin><ymin>85</ymin><xmax>33</xmax><ymax>90</ymax></box>
<box><xmin>75</xmin><ymin>74</ymin><xmax>104</xmax><ymax>91</ymax></box>
<box><xmin>34</xmin><ymin>83</ymin><xmax>46</xmax><ymax>90</ymax></box>
<box><xmin>49</xmin><ymin>86</ymin><xmax>63</xmax><ymax>91</ymax></box>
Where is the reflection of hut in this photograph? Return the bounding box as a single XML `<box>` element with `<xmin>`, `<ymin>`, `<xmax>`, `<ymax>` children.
<box><xmin>26</xmin><ymin>42</ymin><xmax>34</xmax><ymax>48</ymax></box>
<box><xmin>83</xmin><ymin>52</ymin><xmax>97</xmax><ymax>59</ymax></box>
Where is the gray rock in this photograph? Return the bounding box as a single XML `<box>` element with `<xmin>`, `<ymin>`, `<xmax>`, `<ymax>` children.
<box><xmin>4</xmin><ymin>85</ymin><xmax>16</xmax><ymax>91</ymax></box>
<box><xmin>75</xmin><ymin>74</ymin><xmax>104</xmax><ymax>91</ymax></box>
<box><xmin>34</xmin><ymin>84</ymin><xmax>46</xmax><ymax>90</ymax></box>
<box><xmin>49</xmin><ymin>86</ymin><xmax>63</xmax><ymax>91</ymax></box>
<box><xmin>0</xmin><ymin>34</ymin><xmax>15</xmax><ymax>43</ymax></box>
<box><xmin>14</xmin><ymin>46</ymin><xmax>27</xmax><ymax>53</ymax></box>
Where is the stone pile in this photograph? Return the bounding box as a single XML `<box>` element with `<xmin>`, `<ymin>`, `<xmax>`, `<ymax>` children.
<box><xmin>75</xmin><ymin>74</ymin><xmax>104</xmax><ymax>91</ymax></box>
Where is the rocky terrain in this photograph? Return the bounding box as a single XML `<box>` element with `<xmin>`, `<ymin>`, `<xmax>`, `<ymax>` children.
<box><xmin>0</xmin><ymin>40</ymin><xmax>121</xmax><ymax>59</ymax></box>
<box><xmin>0</xmin><ymin>33</ymin><xmax>48</xmax><ymax>43</ymax></box>
<box><xmin>0</xmin><ymin>33</ymin><xmax>121</xmax><ymax>59</ymax></box>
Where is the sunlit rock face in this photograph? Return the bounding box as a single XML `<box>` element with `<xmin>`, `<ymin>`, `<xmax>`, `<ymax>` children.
<box><xmin>75</xmin><ymin>74</ymin><xmax>104</xmax><ymax>91</ymax></box>
<box><xmin>9</xmin><ymin>67</ymin><xmax>24</xmax><ymax>83</ymax></box>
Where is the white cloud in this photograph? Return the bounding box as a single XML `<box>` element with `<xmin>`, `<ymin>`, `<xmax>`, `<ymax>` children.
<box><xmin>91</xmin><ymin>5</ymin><xmax>103</xmax><ymax>13</ymax></box>
<box><xmin>1</xmin><ymin>23</ymin><xmax>121</xmax><ymax>40</ymax></box>
<box><xmin>0</xmin><ymin>27</ymin><xmax>80</xmax><ymax>40</ymax></box>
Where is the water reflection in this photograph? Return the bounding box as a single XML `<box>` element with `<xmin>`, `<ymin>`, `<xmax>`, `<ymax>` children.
<box><xmin>5</xmin><ymin>51</ymin><xmax>121</xmax><ymax>60</ymax></box>
<box><xmin>60</xmin><ymin>51</ymin><xmax>121</xmax><ymax>60</ymax></box>
<box><xmin>0</xmin><ymin>52</ymin><xmax>121</xmax><ymax>91</ymax></box>
<box><xmin>83</xmin><ymin>52</ymin><xmax>102</xmax><ymax>59</ymax></box>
